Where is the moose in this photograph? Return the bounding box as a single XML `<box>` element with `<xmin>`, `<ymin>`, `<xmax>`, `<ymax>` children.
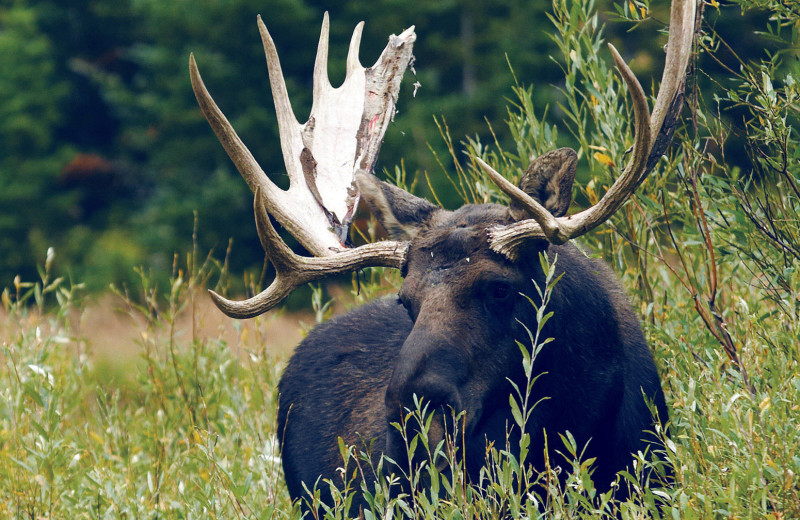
<box><xmin>189</xmin><ymin>0</ymin><xmax>695</xmax><ymax>511</ymax></box>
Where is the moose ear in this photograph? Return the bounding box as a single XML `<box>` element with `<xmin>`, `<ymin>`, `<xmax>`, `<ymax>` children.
<box><xmin>511</xmin><ymin>147</ymin><xmax>577</xmax><ymax>220</ymax></box>
<box><xmin>356</xmin><ymin>171</ymin><xmax>440</xmax><ymax>241</ymax></box>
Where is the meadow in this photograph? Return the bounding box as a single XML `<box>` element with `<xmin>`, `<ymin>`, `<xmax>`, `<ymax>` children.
<box><xmin>2</xmin><ymin>0</ymin><xmax>799</xmax><ymax>517</ymax></box>
<box><xmin>1</xmin><ymin>231</ymin><xmax>798</xmax><ymax>519</ymax></box>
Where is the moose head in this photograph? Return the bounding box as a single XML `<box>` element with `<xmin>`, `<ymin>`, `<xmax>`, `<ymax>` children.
<box><xmin>190</xmin><ymin>0</ymin><xmax>695</xmax><ymax>511</ymax></box>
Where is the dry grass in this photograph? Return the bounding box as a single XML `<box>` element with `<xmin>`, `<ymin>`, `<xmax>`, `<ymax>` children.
<box><xmin>0</xmin><ymin>291</ymin><xmax>308</xmax><ymax>365</ymax></box>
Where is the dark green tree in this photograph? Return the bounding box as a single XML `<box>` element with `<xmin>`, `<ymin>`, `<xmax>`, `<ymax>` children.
<box><xmin>0</xmin><ymin>5</ymin><xmax>73</xmax><ymax>284</ymax></box>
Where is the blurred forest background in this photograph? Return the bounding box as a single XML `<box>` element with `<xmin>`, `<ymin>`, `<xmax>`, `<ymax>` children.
<box><xmin>0</xmin><ymin>0</ymin><xmax>786</xmax><ymax>296</ymax></box>
<box><xmin>3</xmin><ymin>0</ymin><xmax>800</xmax><ymax>516</ymax></box>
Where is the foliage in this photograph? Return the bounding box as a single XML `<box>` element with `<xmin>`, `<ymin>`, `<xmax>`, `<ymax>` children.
<box><xmin>0</xmin><ymin>5</ymin><xmax>75</xmax><ymax>285</ymax></box>
<box><xmin>0</xmin><ymin>0</ymin><xmax>566</xmax><ymax>292</ymax></box>
<box><xmin>704</xmin><ymin>3</ymin><xmax>800</xmax><ymax>304</ymax></box>
<box><xmin>1</xmin><ymin>251</ymin><xmax>297</xmax><ymax>518</ymax></box>
<box><xmin>2</xmin><ymin>241</ymin><xmax>798</xmax><ymax>518</ymax></box>
<box><xmin>2</xmin><ymin>0</ymin><xmax>800</xmax><ymax>517</ymax></box>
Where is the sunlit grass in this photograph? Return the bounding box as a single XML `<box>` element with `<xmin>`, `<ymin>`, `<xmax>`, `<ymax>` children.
<box><xmin>1</xmin><ymin>244</ymin><xmax>798</xmax><ymax>518</ymax></box>
<box><xmin>0</xmin><ymin>254</ymin><xmax>298</xmax><ymax>519</ymax></box>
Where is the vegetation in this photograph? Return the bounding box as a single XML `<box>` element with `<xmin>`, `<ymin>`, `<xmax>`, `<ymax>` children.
<box><xmin>0</xmin><ymin>0</ymin><xmax>565</xmax><ymax>292</ymax></box>
<box><xmin>2</xmin><ymin>0</ymin><xmax>799</xmax><ymax>517</ymax></box>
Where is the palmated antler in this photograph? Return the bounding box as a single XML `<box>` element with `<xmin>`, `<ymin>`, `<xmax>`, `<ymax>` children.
<box><xmin>199</xmin><ymin>2</ymin><xmax>695</xmax><ymax>317</ymax></box>
<box><xmin>192</xmin><ymin>14</ymin><xmax>415</xmax><ymax>317</ymax></box>
<box><xmin>191</xmin><ymin>13</ymin><xmax>415</xmax><ymax>256</ymax></box>
<box><xmin>479</xmin><ymin>0</ymin><xmax>697</xmax><ymax>259</ymax></box>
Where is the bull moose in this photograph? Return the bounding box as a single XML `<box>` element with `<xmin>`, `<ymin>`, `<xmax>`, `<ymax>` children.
<box><xmin>189</xmin><ymin>0</ymin><xmax>695</xmax><ymax>511</ymax></box>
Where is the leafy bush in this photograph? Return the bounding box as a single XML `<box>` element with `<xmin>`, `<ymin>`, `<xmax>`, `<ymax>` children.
<box><xmin>2</xmin><ymin>0</ymin><xmax>800</xmax><ymax>517</ymax></box>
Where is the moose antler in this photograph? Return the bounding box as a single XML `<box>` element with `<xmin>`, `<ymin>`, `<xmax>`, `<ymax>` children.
<box><xmin>208</xmin><ymin>187</ymin><xmax>408</xmax><ymax>319</ymax></box>
<box><xmin>198</xmin><ymin>1</ymin><xmax>696</xmax><ymax>318</ymax></box>
<box><xmin>192</xmin><ymin>14</ymin><xmax>415</xmax><ymax>317</ymax></box>
<box><xmin>479</xmin><ymin>0</ymin><xmax>696</xmax><ymax>259</ymax></box>
<box><xmin>191</xmin><ymin>13</ymin><xmax>415</xmax><ymax>256</ymax></box>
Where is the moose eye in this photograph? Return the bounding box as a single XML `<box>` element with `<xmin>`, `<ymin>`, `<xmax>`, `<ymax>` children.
<box><xmin>487</xmin><ymin>282</ymin><xmax>513</xmax><ymax>302</ymax></box>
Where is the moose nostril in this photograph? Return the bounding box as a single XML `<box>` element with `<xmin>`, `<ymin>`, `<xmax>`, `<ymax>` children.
<box><xmin>426</xmin><ymin>391</ymin><xmax>462</xmax><ymax>415</ymax></box>
<box><xmin>385</xmin><ymin>382</ymin><xmax>462</xmax><ymax>420</ymax></box>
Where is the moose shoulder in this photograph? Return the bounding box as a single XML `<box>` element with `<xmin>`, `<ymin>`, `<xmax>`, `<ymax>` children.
<box><xmin>189</xmin><ymin>0</ymin><xmax>695</xmax><ymax>512</ymax></box>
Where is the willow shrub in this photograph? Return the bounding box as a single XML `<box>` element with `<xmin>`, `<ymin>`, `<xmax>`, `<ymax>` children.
<box><xmin>3</xmin><ymin>0</ymin><xmax>800</xmax><ymax>517</ymax></box>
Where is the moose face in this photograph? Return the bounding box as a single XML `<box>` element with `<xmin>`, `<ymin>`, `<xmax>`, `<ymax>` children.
<box><xmin>355</xmin><ymin>164</ymin><xmax>574</xmax><ymax>469</ymax></box>
<box><xmin>385</xmin><ymin>205</ymin><xmax>533</xmax><ymax>465</ymax></box>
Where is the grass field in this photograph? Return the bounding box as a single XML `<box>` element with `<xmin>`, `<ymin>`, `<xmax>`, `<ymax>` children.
<box><xmin>0</xmin><ymin>248</ymin><xmax>798</xmax><ymax>519</ymax></box>
<box><xmin>2</xmin><ymin>0</ymin><xmax>799</xmax><ymax>514</ymax></box>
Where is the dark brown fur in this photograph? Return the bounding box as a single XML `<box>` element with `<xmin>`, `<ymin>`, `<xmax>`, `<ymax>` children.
<box><xmin>278</xmin><ymin>191</ymin><xmax>668</xmax><ymax>513</ymax></box>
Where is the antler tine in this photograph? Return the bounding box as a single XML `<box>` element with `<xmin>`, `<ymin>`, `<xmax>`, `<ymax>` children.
<box><xmin>485</xmin><ymin>0</ymin><xmax>696</xmax><ymax>259</ymax></box>
<box><xmin>253</xmin><ymin>188</ymin><xmax>296</xmax><ymax>273</ymax></box>
<box><xmin>189</xmin><ymin>53</ymin><xmax>281</xmax><ymax>205</ymax></box>
<box><xmin>313</xmin><ymin>13</ymin><xmax>332</xmax><ymax>103</ymax></box>
<box><xmin>208</xmin><ymin>189</ymin><xmax>297</xmax><ymax>318</ymax></box>
<box><xmin>475</xmin><ymin>157</ymin><xmax>561</xmax><ymax>241</ymax></box>
<box><xmin>346</xmin><ymin>22</ymin><xmax>364</xmax><ymax>78</ymax></box>
<box><xmin>257</xmin><ymin>15</ymin><xmax>303</xmax><ymax>185</ymax></box>
<box><xmin>608</xmin><ymin>44</ymin><xmax>651</xmax><ymax>178</ymax></box>
<box><xmin>210</xmin><ymin>189</ymin><xmax>410</xmax><ymax>319</ymax></box>
<box><xmin>478</xmin><ymin>41</ymin><xmax>651</xmax><ymax>247</ymax></box>
<box><xmin>559</xmin><ymin>43</ymin><xmax>651</xmax><ymax>234</ymax></box>
<box><xmin>651</xmin><ymin>0</ymin><xmax>696</xmax><ymax>140</ymax></box>
<box><xmin>258</xmin><ymin>15</ymin><xmax>299</xmax><ymax>128</ymax></box>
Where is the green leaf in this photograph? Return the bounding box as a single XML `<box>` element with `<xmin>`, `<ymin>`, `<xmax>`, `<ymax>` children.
<box><xmin>509</xmin><ymin>394</ymin><xmax>524</xmax><ymax>428</ymax></box>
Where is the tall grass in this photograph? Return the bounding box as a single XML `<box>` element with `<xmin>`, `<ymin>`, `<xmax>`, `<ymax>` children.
<box><xmin>1</xmin><ymin>252</ymin><xmax>297</xmax><ymax>518</ymax></box>
<box><xmin>2</xmin><ymin>0</ymin><xmax>799</xmax><ymax>517</ymax></box>
<box><xmin>2</xmin><ymin>237</ymin><xmax>798</xmax><ymax>518</ymax></box>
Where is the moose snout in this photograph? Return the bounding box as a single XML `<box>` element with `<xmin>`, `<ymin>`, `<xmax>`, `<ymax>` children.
<box><xmin>384</xmin><ymin>331</ymin><xmax>467</xmax><ymax>420</ymax></box>
<box><xmin>383</xmin><ymin>331</ymin><xmax>471</xmax><ymax>468</ymax></box>
<box><xmin>384</xmin><ymin>375</ymin><xmax>462</xmax><ymax>473</ymax></box>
